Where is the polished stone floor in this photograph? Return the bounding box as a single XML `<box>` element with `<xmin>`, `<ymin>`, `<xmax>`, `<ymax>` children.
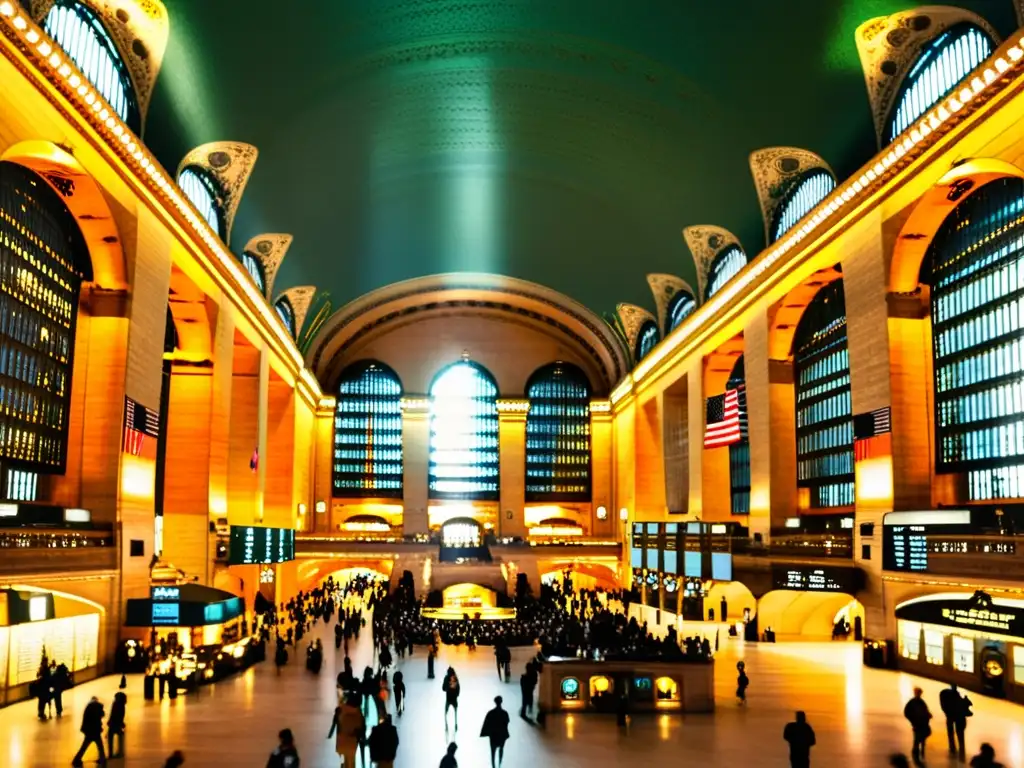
<box><xmin>2</xmin><ymin>621</ymin><xmax>1023</xmax><ymax>768</ymax></box>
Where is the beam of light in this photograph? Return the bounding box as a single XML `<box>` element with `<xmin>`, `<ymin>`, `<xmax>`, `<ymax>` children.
<box><xmin>157</xmin><ymin>20</ymin><xmax>221</xmax><ymax>146</ymax></box>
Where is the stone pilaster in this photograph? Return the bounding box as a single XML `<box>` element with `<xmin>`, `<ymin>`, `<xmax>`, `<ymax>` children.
<box><xmin>401</xmin><ymin>396</ymin><xmax>430</xmax><ymax>535</ymax></box>
<box><xmin>497</xmin><ymin>399</ymin><xmax>529</xmax><ymax>538</ymax></box>
<box><xmin>589</xmin><ymin>400</ymin><xmax>614</xmax><ymax>537</ymax></box>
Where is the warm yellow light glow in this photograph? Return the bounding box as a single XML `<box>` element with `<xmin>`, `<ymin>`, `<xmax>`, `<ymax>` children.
<box><xmin>590</xmin><ymin>675</ymin><xmax>611</xmax><ymax>694</ymax></box>
<box><xmin>120</xmin><ymin>456</ymin><xmax>154</xmax><ymax>500</ymax></box>
<box><xmin>529</xmin><ymin>526</ymin><xmax>583</xmax><ymax>537</ymax></box>
<box><xmin>856</xmin><ymin>458</ymin><xmax>894</xmax><ymax>505</ymax></box>
<box><xmin>495</xmin><ymin>398</ymin><xmax>530</xmax><ymax>414</ymax></box>
<box><xmin>342</xmin><ymin>521</ymin><xmax>391</xmax><ymax>533</ymax></box>
<box><xmin>589</xmin><ymin>399</ymin><xmax>611</xmax><ymax>413</ymax></box>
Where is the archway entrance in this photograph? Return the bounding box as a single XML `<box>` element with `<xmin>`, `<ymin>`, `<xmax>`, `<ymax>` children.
<box><xmin>756</xmin><ymin>590</ymin><xmax>864</xmax><ymax>640</ymax></box>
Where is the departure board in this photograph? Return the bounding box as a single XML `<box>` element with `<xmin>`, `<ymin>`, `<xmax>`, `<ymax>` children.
<box><xmin>228</xmin><ymin>526</ymin><xmax>295</xmax><ymax>565</ymax></box>
<box><xmin>883</xmin><ymin>525</ymin><xmax>929</xmax><ymax>572</ymax></box>
<box><xmin>770</xmin><ymin>564</ymin><xmax>854</xmax><ymax>592</ymax></box>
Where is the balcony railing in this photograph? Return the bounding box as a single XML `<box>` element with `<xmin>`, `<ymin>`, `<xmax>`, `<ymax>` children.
<box><xmin>732</xmin><ymin>533</ymin><xmax>853</xmax><ymax>559</ymax></box>
<box><xmin>0</xmin><ymin>525</ymin><xmax>117</xmax><ymax>574</ymax></box>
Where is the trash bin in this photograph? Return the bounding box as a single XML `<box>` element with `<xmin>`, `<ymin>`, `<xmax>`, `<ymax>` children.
<box><xmin>863</xmin><ymin>638</ymin><xmax>888</xmax><ymax>668</ymax></box>
<box><xmin>143</xmin><ymin>674</ymin><xmax>155</xmax><ymax>701</ymax></box>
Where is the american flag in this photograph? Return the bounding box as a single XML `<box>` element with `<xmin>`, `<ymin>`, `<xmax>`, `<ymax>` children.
<box><xmin>122</xmin><ymin>397</ymin><xmax>160</xmax><ymax>456</ymax></box>
<box><xmin>250</xmin><ymin>448</ymin><xmax>259</xmax><ymax>473</ymax></box>
<box><xmin>854</xmin><ymin>406</ymin><xmax>891</xmax><ymax>462</ymax></box>
<box><xmin>704</xmin><ymin>385</ymin><xmax>747</xmax><ymax>449</ymax></box>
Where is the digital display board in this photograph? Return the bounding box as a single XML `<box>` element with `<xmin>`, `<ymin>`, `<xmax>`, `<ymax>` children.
<box><xmin>711</xmin><ymin>552</ymin><xmax>733</xmax><ymax>581</ymax></box>
<box><xmin>770</xmin><ymin>564</ymin><xmax>857</xmax><ymax>593</ymax></box>
<box><xmin>228</xmin><ymin>526</ymin><xmax>295</xmax><ymax>565</ymax></box>
<box><xmin>881</xmin><ymin>510</ymin><xmax>971</xmax><ymax>573</ymax></box>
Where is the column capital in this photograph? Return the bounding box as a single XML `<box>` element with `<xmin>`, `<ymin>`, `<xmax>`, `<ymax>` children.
<box><xmin>496</xmin><ymin>398</ymin><xmax>530</xmax><ymax>420</ymax></box>
<box><xmin>400</xmin><ymin>395</ymin><xmax>431</xmax><ymax>414</ymax></box>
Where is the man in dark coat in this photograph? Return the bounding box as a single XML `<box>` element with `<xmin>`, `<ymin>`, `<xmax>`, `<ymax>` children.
<box><xmin>266</xmin><ymin>727</ymin><xmax>300</xmax><ymax>768</ymax></box>
<box><xmin>519</xmin><ymin>665</ymin><xmax>536</xmax><ymax>720</ymax></box>
<box><xmin>368</xmin><ymin>713</ymin><xmax>400</xmax><ymax>768</ymax></box>
<box><xmin>71</xmin><ymin>696</ymin><xmax>106</xmax><ymax>766</ymax></box>
<box><xmin>481</xmin><ymin>695</ymin><xmax>511</xmax><ymax>768</ymax></box>
<box><xmin>939</xmin><ymin>683</ymin><xmax>971</xmax><ymax>761</ymax></box>
<box><xmin>903</xmin><ymin>687</ymin><xmax>933</xmax><ymax>767</ymax></box>
<box><xmin>783</xmin><ymin>710</ymin><xmax>816</xmax><ymax>768</ymax></box>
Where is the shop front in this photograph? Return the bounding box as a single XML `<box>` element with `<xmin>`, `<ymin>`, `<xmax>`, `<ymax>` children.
<box><xmin>895</xmin><ymin>591</ymin><xmax>1024</xmax><ymax>704</ymax></box>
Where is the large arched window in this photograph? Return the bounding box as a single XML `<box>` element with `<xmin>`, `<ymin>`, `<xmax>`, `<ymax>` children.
<box><xmin>771</xmin><ymin>170</ymin><xmax>836</xmax><ymax>244</ymax></box>
<box><xmin>667</xmin><ymin>291</ymin><xmax>696</xmax><ymax>332</ymax></box>
<box><xmin>925</xmin><ymin>176</ymin><xmax>1024</xmax><ymax>501</ymax></box>
<box><xmin>333</xmin><ymin>361</ymin><xmax>403</xmax><ymax>498</ymax></box>
<box><xmin>43</xmin><ymin>0</ymin><xmax>140</xmax><ymax>133</ymax></box>
<box><xmin>274</xmin><ymin>297</ymin><xmax>296</xmax><ymax>337</ymax></box>
<box><xmin>240</xmin><ymin>252</ymin><xmax>265</xmax><ymax>293</ymax></box>
<box><xmin>635</xmin><ymin>321</ymin><xmax>659</xmax><ymax>362</ymax></box>
<box><xmin>793</xmin><ymin>279</ymin><xmax>854</xmax><ymax>510</ymax></box>
<box><xmin>706</xmin><ymin>246</ymin><xmax>747</xmax><ymax>301</ymax></box>
<box><xmin>177</xmin><ymin>166</ymin><xmax>226</xmax><ymax>241</ymax></box>
<box><xmin>525</xmin><ymin>363</ymin><xmax>591</xmax><ymax>501</ymax></box>
<box><xmin>886</xmin><ymin>24</ymin><xmax>993</xmax><ymax>146</ymax></box>
<box><xmin>727</xmin><ymin>356</ymin><xmax>750</xmax><ymax>515</ymax></box>
<box><xmin>429</xmin><ymin>360</ymin><xmax>499</xmax><ymax>500</ymax></box>
<box><xmin>0</xmin><ymin>161</ymin><xmax>91</xmax><ymax>487</ymax></box>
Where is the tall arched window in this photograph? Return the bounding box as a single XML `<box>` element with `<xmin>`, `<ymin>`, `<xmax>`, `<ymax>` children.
<box><xmin>793</xmin><ymin>279</ymin><xmax>854</xmax><ymax>510</ymax></box>
<box><xmin>925</xmin><ymin>177</ymin><xmax>1024</xmax><ymax>501</ymax></box>
<box><xmin>727</xmin><ymin>356</ymin><xmax>750</xmax><ymax>515</ymax></box>
<box><xmin>0</xmin><ymin>162</ymin><xmax>91</xmax><ymax>489</ymax></box>
<box><xmin>771</xmin><ymin>170</ymin><xmax>836</xmax><ymax>244</ymax></box>
<box><xmin>274</xmin><ymin>297</ymin><xmax>296</xmax><ymax>337</ymax></box>
<box><xmin>43</xmin><ymin>0</ymin><xmax>140</xmax><ymax>133</ymax></box>
<box><xmin>706</xmin><ymin>246</ymin><xmax>747</xmax><ymax>301</ymax></box>
<box><xmin>178</xmin><ymin>166</ymin><xmax>226</xmax><ymax>241</ymax></box>
<box><xmin>429</xmin><ymin>360</ymin><xmax>499</xmax><ymax>500</ymax></box>
<box><xmin>525</xmin><ymin>363</ymin><xmax>591</xmax><ymax>501</ymax></box>
<box><xmin>667</xmin><ymin>291</ymin><xmax>696</xmax><ymax>332</ymax></box>
<box><xmin>635</xmin><ymin>321</ymin><xmax>659</xmax><ymax>362</ymax></box>
<box><xmin>886</xmin><ymin>24</ymin><xmax>993</xmax><ymax>145</ymax></box>
<box><xmin>241</xmin><ymin>252</ymin><xmax>265</xmax><ymax>293</ymax></box>
<box><xmin>333</xmin><ymin>361</ymin><xmax>403</xmax><ymax>498</ymax></box>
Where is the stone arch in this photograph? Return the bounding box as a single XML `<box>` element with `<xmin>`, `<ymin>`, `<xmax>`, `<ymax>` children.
<box><xmin>767</xmin><ymin>265</ymin><xmax>844</xmax><ymax>361</ymax></box>
<box><xmin>757</xmin><ymin>590</ymin><xmax>864</xmax><ymax>639</ymax></box>
<box><xmin>0</xmin><ymin>139</ymin><xmax>126</xmax><ymax>291</ymax></box>
<box><xmin>295</xmin><ymin>558</ymin><xmax>394</xmax><ymax>593</ymax></box>
<box><xmin>890</xmin><ymin>158</ymin><xmax>1024</xmax><ymax>294</ymax></box>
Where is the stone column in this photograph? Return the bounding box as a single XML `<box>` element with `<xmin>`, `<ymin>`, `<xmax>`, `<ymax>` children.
<box><xmin>313</xmin><ymin>401</ymin><xmax>335</xmax><ymax>532</ymax></box>
<box><xmin>401</xmin><ymin>396</ymin><xmax>431</xmax><ymax>535</ymax></box>
<box><xmin>255</xmin><ymin>347</ymin><xmax>270</xmax><ymax>523</ymax></box>
<box><xmin>589</xmin><ymin>400</ymin><xmax>614</xmax><ymax>537</ymax></box>
<box><xmin>686</xmin><ymin>358</ymin><xmax>704</xmax><ymax>519</ymax></box>
<box><xmin>635</xmin><ymin>395</ymin><xmax>668</xmax><ymax>518</ymax></box>
<box><xmin>743</xmin><ymin>307</ymin><xmax>773</xmax><ymax>541</ymax></box>
<box><xmin>497</xmin><ymin>399</ymin><xmax>529</xmax><ymax>538</ymax></box>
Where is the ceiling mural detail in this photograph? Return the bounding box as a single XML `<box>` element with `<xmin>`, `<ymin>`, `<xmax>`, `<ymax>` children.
<box><xmin>681</xmin><ymin>225</ymin><xmax>742</xmax><ymax>301</ymax></box>
<box><xmin>243</xmin><ymin>233</ymin><xmax>293</xmax><ymax>300</ymax></box>
<box><xmin>855</xmin><ymin>6</ymin><xmax>999</xmax><ymax>146</ymax></box>
<box><xmin>749</xmin><ymin>147</ymin><xmax>834</xmax><ymax>245</ymax></box>
<box><xmin>176</xmin><ymin>141</ymin><xmax>258</xmax><ymax>247</ymax></box>
<box><xmin>615</xmin><ymin>303</ymin><xmax>657</xmax><ymax>356</ymax></box>
<box><xmin>30</xmin><ymin>0</ymin><xmax>170</xmax><ymax>130</ymax></box>
<box><xmin>275</xmin><ymin>286</ymin><xmax>317</xmax><ymax>339</ymax></box>
<box><xmin>646</xmin><ymin>274</ymin><xmax>695</xmax><ymax>334</ymax></box>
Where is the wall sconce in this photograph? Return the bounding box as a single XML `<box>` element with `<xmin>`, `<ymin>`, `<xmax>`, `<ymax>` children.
<box><xmin>596</xmin><ymin>506</ymin><xmax>608</xmax><ymax>521</ymax></box>
<box><xmin>619</xmin><ymin>507</ymin><xmax>629</xmax><ymax>521</ymax></box>
<box><xmin>297</xmin><ymin>503</ymin><xmax>307</xmax><ymax>516</ymax></box>
<box><xmin>315</xmin><ymin>500</ymin><xmax>327</xmax><ymax>514</ymax></box>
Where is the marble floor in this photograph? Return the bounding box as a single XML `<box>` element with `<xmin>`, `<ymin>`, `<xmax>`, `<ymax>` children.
<box><xmin>2</xmin><ymin>622</ymin><xmax>1023</xmax><ymax>768</ymax></box>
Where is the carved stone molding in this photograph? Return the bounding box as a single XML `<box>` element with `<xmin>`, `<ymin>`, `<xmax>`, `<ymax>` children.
<box><xmin>645</xmin><ymin>273</ymin><xmax>695</xmax><ymax>334</ymax></box>
<box><xmin>243</xmin><ymin>233</ymin><xmax>293</xmax><ymax>300</ymax></box>
<box><xmin>615</xmin><ymin>302</ymin><xmax>657</xmax><ymax>358</ymax></box>
<box><xmin>31</xmin><ymin>0</ymin><xmax>170</xmax><ymax>130</ymax></box>
<box><xmin>855</xmin><ymin>7</ymin><xmax>999</xmax><ymax>146</ymax></box>
<box><xmin>276</xmin><ymin>286</ymin><xmax>317</xmax><ymax>339</ymax></box>
<box><xmin>176</xmin><ymin>142</ymin><xmax>258</xmax><ymax>246</ymax></box>
<box><xmin>682</xmin><ymin>225</ymin><xmax>743</xmax><ymax>300</ymax></box>
<box><xmin>749</xmin><ymin>147</ymin><xmax>833</xmax><ymax>245</ymax></box>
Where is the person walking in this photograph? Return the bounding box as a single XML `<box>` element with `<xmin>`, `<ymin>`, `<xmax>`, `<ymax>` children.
<box><xmin>427</xmin><ymin>642</ymin><xmax>437</xmax><ymax>679</ymax></box>
<box><xmin>393</xmin><ymin>670</ymin><xmax>406</xmax><ymax>716</ymax></box>
<box><xmin>970</xmin><ymin>743</ymin><xmax>1005</xmax><ymax>768</ymax></box>
<box><xmin>480</xmin><ymin>695</ymin><xmax>511</xmax><ymax>768</ymax></box>
<box><xmin>783</xmin><ymin>711</ymin><xmax>816</xmax><ymax>768</ymax></box>
<box><xmin>267</xmin><ymin>727</ymin><xmax>300</xmax><ymax>768</ymax></box>
<box><xmin>52</xmin><ymin>661</ymin><xmax>71</xmax><ymax>718</ymax></box>
<box><xmin>71</xmin><ymin>696</ymin><xmax>106</xmax><ymax>766</ymax></box>
<box><xmin>736</xmin><ymin>661</ymin><xmax>749</xmax><ymax>705</ymax></box>
<box><xmin>939</xmin><ymin>682</ymin><xmax>971</xmax><ymax>761</ymax></box>
<box><xmin>106</xmin><ymin>691</ymin><xmax>128</xmax><ymax>759</ymax></box>
<box><xmin>163</xmin><ymin>751</ymin><xmax>186</xmax><ymax>768</ymax></box>
<box><xmin>519</xmin><ymin>666</ymin><xmax>535</xmax><ymax>720</ymax></box>
<box><xmin>439</xmin><ymin>742</ymin><xmax>458</xmax><ymax>768</ymax></box>
<box><xmin>903</xmin><ymin>687</ymin><xmax>933</xmax><ymax>767</ymax></box>
<box><xmin>328</xmin><ymin>691</ymin><xmax>365</xmax><ymax>767</ymax></box>
<box><xmin>443</xmin><ymin>667</ymin><xmax>461</xmax><ymax>731</ymax></box>
<box><xmin>368</xmin><ymin>712</ymin><xmax>400</xmax><ymax>768</ymax></box>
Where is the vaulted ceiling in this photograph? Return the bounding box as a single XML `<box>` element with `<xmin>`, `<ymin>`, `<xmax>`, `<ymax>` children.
<box><xmin>143</xmin><ymin>0</ymin><xmax>1019</xmax><ymax>318</ymax></box>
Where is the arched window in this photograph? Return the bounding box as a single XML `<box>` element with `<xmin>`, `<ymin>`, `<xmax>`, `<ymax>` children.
<box><xmin>706</xmin><ymin>246</ymin><xmax>747</xmax><ymax>301</ymax></box>
<box><xmin>793</xmin><ymin>279</ymin><xmax>854</xmax><ymax>510</ymax></box>
<box><xmin>886</xmin><ymin>24</ymin><xmax>993</xmax><ymax>146</ymax></box>
<box><xmin>925</xmin><ymin>177</ymin><xmax>1024</xmax><ymax>501</ymax></box>
<box><xmin>177</xmin><ymin>166</ymin><xmax>226</xmax><ymax>241</ymax></box>
<box><xmin>635</xmin><ymin>321</ymin><xmax>659</xmax><ymax>362</ymax></box>
<box><xmin>771</xmin><ymin>170</ymin><xmax>836</xmax><ymax>244</ymax></box>
<box><xmin>241</xmin><ymin>252</ymin><xmax>265</xmax><ymax>293</ymax></box>
<box><xmin>429</xmin><ymin>360</ymin><xmax>499</xmax><ymax>500</ymax></box>
<box><xmin>525</xmin><ymin>363</ymin><xmax>591</xmax><ymax>501</ymax></box>
<box><xmin>0</xmin><ymin>161</ymin><xmax>91</xmax><ymax>486</ymax></box>
<box><xmin>667</xmin><ymin>291</ymin><xmax>696</xmax><ymax>332</ymax></box>
<box><xmin>43</xmin><ymin>0</ymin><xmax>140</xmax><ymax>133</ymax></box>
<box><xmin>727</xmin><ymin>356</ymin><xmax>750</xmax><ymax>515</ymax></box>
<box><xmin>333</xmin><ymin>361</ymin><xmax>403</xmax><ymax>498</ymax></box>
<box><xmin>274</xmin><ymin>297</ymin><xmax>296</xmax><ymax>337</ymax></box>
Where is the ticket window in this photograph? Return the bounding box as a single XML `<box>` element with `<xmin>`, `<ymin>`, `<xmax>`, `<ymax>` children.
<box><xmin>924</xmin><ymin>629</ymin><xmax>945</xmax><ymax>666</ymax></box>
<box><xmin>899</xmin><ymin>621</ymin><xmax>922</xmax><ymax>661</ymax></box>
<box><xmin>952</xmin><ymin>636</ymin><xmax>974</xmax><ymax>674</ymax></box>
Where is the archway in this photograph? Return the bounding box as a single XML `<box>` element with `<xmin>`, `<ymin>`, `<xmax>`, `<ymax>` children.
<box><xmin>756</xmin><ymin>590</ymin><xmax>864</xmax><ymax>640</ymax></box>
<box><xmin>705</xmin><ymin>581</ymin><xmax>757</xmax><ymax>624</ymax></box>
<box><xmin>294</xmin><ymin>559</ymin><xmax>393</xmax><ymax>594</ymax></box>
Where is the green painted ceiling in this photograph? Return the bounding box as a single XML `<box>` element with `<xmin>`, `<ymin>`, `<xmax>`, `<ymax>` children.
<box><xmin>144</xmin><ymin>0</ymin><xmax>1018</xmax><ymax>319</ymax></box>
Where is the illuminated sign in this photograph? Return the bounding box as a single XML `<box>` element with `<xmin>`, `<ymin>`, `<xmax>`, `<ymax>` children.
<box><xmin>882</xmin><ymin>510</ymin><xmax>971</xmax><ymax>573</ymax></box>
<box><xmin>771</xmin><ymin>564</ymin><xmax>858</xmax><ymax>593</ymax></box>
<box><xmin>27</xmin><ymin>596</ymin><xmax>48</xmax><ymax>622</ymax></box>
<box><xmin>896</xmin><ymin>591</ymin><xmax>1024</xmax><ymax>640</ymax></box>
<box><xmin>150</xmin><ymin>586</ymin><xmax>180</xmax><ymax>601</ymax></box>
<box><xmin>151</xmin><ymin>602</ymin><xmax>180</xmax><ymax>625</ymax></box>
<box><xmin>228</xmin><ymin>526</ymin><xmax>295</xmax><ymax>565</ymax></box>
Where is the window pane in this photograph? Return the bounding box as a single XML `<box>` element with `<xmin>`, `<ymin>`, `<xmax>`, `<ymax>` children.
<box><xmin>274</xmin><ymin>299</ymin><xmax>295</xmax><ymax>337</ymax></box>
<box><xmin>728</xmin><ymin>356</ymin><xmax>750</xmax><ymax>514</ymax></box>
<box><xmin>241</xmin><ymin>253</ymin><xmax>265</xmax><ymax>293</ymax></box>
<box><xmin>771</xmin><ymin>171</ymin><xmax>835</xmax><ymax>243</ymax></box>
<box><xmin>178</xmin><ymin>167</ymin><xmax>224</xmax><ymax>240</ymax></box>
<box><xmin>924</xmin><ymin>629</ymin><xmax>944</xmax><ymax>665</ymax></box>
<box><xmin>333</xmin><ymin>361</ymin><xmax>403</xmax><ymax>498</ymax></box>
<box><xmin>899</xmin><ymin>621</ymin><xmax>921</xmax><ymax>660</ymax></box>
<box><xmin>668</xmin><ymin>292</ymin><xmax>696</xmax><ymax>332</ymax></box>
<box><xmin>636</xmin><ymin>321</ymin><xmax>659</xmax><ymax>362</ymax></box>
<box><xmin>526</xmin><ymin>363</ymin><xmax>591</xmax><ymax>501</ymax></box>
<box><xmin>952</xmin><ymin>636</ymin><xmax>974</xmax><ymax>673</ymax></box>
<box><xmin>706</xmin><ymin>246</ymin><xmax>747</xmax><ymax>301</ymax></box>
